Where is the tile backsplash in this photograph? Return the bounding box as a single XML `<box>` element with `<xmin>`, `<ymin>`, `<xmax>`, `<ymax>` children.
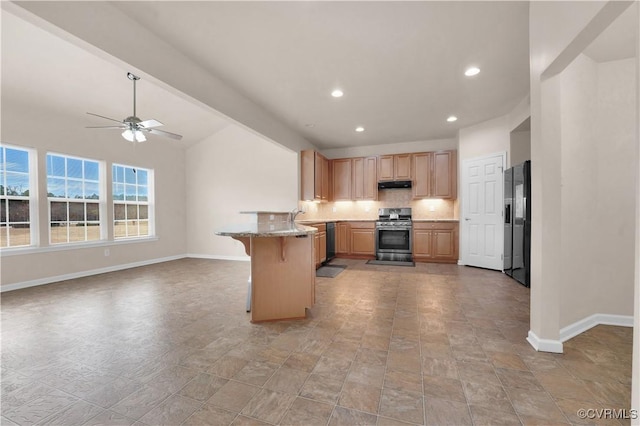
<box><xmin>299</xmin><ymin>189</ymin><xmax>458</xmax><ymax>221</ymax></box>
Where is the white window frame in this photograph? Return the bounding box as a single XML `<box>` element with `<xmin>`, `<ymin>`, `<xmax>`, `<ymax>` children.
<box><xmin>46</xmin><ymin>152</ymin><xmax>106</xmax><ymax>245</ymax></box>
<box><xmin>0</xmin><ymin>143</ymin><xmax>38</xmax><ymax>249</ymax></box>
<box><xmin>112</xmin><ymin>163</ymin><xmax>155</xmax><ymax>240</ymax></box>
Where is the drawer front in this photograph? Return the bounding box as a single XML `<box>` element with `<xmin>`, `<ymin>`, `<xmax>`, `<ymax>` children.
<box><xmin>413</xmin><ymin>222</ymin><xmax>457</xmax><ymax>230</ymax></box>
<box><xmin>348</xmin><ymin>221</ymin><xmax>375</xmax><ymax>229</ymax></box>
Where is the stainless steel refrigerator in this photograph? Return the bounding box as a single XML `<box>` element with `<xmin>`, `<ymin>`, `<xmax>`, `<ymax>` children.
<box><xmin>504</xmin><ymin>160</ymin><xmax>531</xmax><ymax>287</ymax></box>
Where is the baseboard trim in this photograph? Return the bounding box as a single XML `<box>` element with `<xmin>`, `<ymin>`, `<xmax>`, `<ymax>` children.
<box><xmin>1</xmin><ymin>254</ymin><xmax>187</xmax><ymax>293</ymax></box>
<box><xmin>526</xmin><ymin>330</ymin><xmax>564</xmax><ymax>353</ymax></box>
<box><xmin>187</xmin><ymin>254</ymin><xmax>250</xmax><ymax>262</ymax></box>
<box><xmin>559</xmin><ymin>313</ymin><xmax>634</xmax><ymax>342</ymax></box>
<box><xmin>527</xmin><ymin>313</ymin><xmax>634</xmax><ymax>353</ymax></box>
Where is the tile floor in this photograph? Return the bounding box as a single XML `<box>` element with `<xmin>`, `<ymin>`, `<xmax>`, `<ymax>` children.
<box><xmin>1</xmin><ymin>258</ymin><xmax>633</xmax><ymax>425</ymax></box>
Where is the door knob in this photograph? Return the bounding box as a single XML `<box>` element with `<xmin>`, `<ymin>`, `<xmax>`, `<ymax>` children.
<box><xmin>465</xmin><ymin>218</ymin><xmax>471</xmax><ymax>221</ymax></box>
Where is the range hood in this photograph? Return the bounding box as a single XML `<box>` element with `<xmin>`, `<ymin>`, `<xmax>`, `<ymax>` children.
<box><xmin>378</xmin><ymin>180</ymin><xmax>412</xmax><ymax>189</ymax></box>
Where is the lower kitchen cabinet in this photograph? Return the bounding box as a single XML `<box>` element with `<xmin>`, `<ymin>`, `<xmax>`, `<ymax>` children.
<box><xmin>335</xmin><ymin>221</ymin><xmax>375</xmax><ymax>258</ymax></box>
<box><xmin>310</xmin><ymin>223</ymin><xmax>327</xmax><ymax>268</ymax></box>
<box><xmin>413</xmin><ymin>222</ymin><xmax>458</xmax><ymax>263</ymax></box>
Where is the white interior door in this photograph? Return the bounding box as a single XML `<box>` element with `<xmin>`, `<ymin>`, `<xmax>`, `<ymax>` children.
<box><xmin>461</xmin><ymin>153</ymin><xmax>505</xmax><ymax>270</ymax></box>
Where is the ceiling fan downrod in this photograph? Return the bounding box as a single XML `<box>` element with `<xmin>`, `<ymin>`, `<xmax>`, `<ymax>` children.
<box><xmin>127</xmin><ymin>72</ymin><xmax>140</xmax><ymax>118</ymax></box>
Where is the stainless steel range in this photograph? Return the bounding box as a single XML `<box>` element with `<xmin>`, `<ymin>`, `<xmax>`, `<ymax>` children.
<box><xmin>375</xmin><ymin>208</ymin><xmax>413</xmax><ymax>262</ymax></box>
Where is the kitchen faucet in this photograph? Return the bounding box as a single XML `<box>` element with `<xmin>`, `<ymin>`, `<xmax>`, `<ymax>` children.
<box><xmin>289</xmin><ymin>208</ymin><xmax>305</xmax><ymax>222</ymax></box>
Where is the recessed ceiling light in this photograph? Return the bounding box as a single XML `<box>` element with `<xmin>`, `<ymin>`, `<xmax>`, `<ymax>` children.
<box><xmin>355</xmin><ymin>126</ymin><xmax>365</xmax><ymax>132</ymax></box>
<box><xmin>446</xmin><ymin>116</ymin><xmax>458</xmax><ymax>122</ymax></box>
<box><xmin>331</xmin><ymin>89</ymin><xmax>344</xmax><ymax>98</ymax></box>
<box><xmin>464</xmin><ymin>67</ymin><xmax>480</xmax><ymax>77</ymax></box>
<box><xmin>304</xmin><ymin>123</ymin><xmax>315</xmax><ymax>128</ymax></box>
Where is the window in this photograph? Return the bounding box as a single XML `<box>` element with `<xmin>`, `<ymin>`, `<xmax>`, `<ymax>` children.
<box><xmin>0</xmin><ymin>145</ymin><xmax>34</xmax><ymax>247</ymax></box>
<box><xmin>47</xmin><ymin>153</ymin><xmax>102</xmax><ymax>244</ymax></box>
<box><xmin>113</xmin><ymin>164</ymin><xmax>152</xmax><ymax>239</ymax></box>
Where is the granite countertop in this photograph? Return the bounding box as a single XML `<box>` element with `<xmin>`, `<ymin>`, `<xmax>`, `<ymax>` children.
<box><xmin>215</xmin><ymin>222</ymin><xmax>317</xmax><ymax>238</ymax></box>
<box><xmin>297</xmin><ymin>218</ymin><xmax>458</xmax><ymax>224</ymax></box>
<box><xmin>412</xmin><ymin>219</ymin><xmax>459</xmax><ymax>222</ymax></box>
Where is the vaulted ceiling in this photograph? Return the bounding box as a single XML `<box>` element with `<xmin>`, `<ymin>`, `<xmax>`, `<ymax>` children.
<box><xmin>4</xmin><ymin>1</ymin><xmax>629</xmax><ymax>152</ymax></box>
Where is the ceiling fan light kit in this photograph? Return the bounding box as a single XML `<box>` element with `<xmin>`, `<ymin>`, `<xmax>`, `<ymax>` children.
<box><xmin>86</xmin><ymin>72</ymin><xmax>183</xmax><ymax>143</ymax></box>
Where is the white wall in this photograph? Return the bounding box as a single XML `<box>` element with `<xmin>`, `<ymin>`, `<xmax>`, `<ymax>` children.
<box><xmin>185</xmin><ymin>124</ymin><xmax>298</xmax><ymax>259</ymax></box>
<box><xmin>458</xmin><ymin>115</ymin><xmax>510</xmax><ymax>163</ymax></box>
<box><xmin>510</xmin><ymin>130</ymin><xmax>531</xmax><ymax>167</ymax></box>
<box><xmin>1</xmin><ymin>102</ymin><xmax>187</xmax><ymax>289</ymax></box>
<box><xmin>529</xmin><ymin>0</ymin><xmax>638</xmax><ymax>370</ymax></box>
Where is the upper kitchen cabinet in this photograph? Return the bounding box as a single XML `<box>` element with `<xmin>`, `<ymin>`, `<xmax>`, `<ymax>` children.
<box><xmin>352</xmin><ymin>156</ymin><xmax>378</xmax><ymax>201</ymax></box>
<box><xmin>332</xmin><ymin>158</ymin><xmax>352</xmax><ymax>200</ymax></box>
<box><xmin>378</xmin><ymin>154</ymin><xmax>412</xmax><ymax>181</ymax></box>
<box><xmin>412</xmin><ymin>150</ymin><xmax>457</xmax><ymax>199</ymax></box>
<box><xmin>301</xmin><ymin>150</ymin><xmax>330</xmax><ymax>201</ymax></box>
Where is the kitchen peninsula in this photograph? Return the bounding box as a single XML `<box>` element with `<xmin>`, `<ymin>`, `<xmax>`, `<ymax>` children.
<box><xmin>215</xmin><ymin>212</ymin><xmax>317</xmax><ymax>322</ymax></box>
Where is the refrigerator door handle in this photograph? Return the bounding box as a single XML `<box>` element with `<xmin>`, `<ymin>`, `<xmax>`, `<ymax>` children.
<box><xmin>505</xmin><ymin>205</ymin><xmax>511</xmax><ymax>224</ymax></box>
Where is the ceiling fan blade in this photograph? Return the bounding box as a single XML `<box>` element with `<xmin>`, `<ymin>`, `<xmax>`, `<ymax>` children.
<box><xmin>144</xmin><ymin>128</ymin><xmax>183</xmax><ymax>140</ymax></box>
<box><xmin>86</xmin><ymin>125</ymin><xmax>127</xmax><ymax>129</ymax></box>
<box><xmin>86</xmin><ymin>112</ymin><xmax>124</xmax><ymax>124</ymax></box>
<box><xmin>138</xmin><ymin>119</ymin><xmax>164</xmax><ymax>128</ymax></box>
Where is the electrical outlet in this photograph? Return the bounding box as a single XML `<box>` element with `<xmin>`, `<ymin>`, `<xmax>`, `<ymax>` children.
<box><xmin>429</xmin><ymin>205</ymin><xmax>436</xmax><ymax>212</ymax></box>
<box><xmin>332</xmin><ymin>207</ymin><xmax>337</xmax><ymax>213</ymax></box>
<box><xmin>104</xmin><ymin>248</ymin><xmax>110</xmax><ymax>257</ymax></box>
<box><xmin>269</xmin><ymin>214</ymin><xmax>275</xmax><ymax>220</ymax></box>
<box><xmin>365</xmin><ymin>206</ymin><xmax>370</xmax><ymax>212</ymax></box>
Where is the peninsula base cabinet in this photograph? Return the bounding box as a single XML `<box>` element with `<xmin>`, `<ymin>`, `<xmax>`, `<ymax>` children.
<box><xmin>413</xmin><ymin>222</ymin><xmax>459</xmax><ymax>263</ymax></box>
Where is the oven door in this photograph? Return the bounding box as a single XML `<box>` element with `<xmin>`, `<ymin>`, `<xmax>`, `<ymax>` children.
<box><xmin>375</xmin><ymin>226</ymin><xmax>412</xmax><ymax>255</ymax></box>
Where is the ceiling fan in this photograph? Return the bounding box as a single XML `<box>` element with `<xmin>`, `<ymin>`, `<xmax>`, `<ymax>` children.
<box><xmin>86</xmin><ymin>72</ymin><xmax>183</xmax><ymax>142</ymax></box>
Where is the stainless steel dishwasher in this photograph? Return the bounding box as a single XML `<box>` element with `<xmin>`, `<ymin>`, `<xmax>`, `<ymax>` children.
<box><xmin>326</xmin><ymin>222</ymin><xmax>336</xmax><ymax>262</ymax></box>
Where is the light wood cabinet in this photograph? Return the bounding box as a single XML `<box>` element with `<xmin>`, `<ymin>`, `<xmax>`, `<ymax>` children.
<box><xmin>352</xmin><ymin>156</ymin><xmax>378</xmax><ymax>200</ymax></box>
<box><xmin>334</xmin><ymin>221</ymin><xmax>375</xmax><ymax>258</ymax></box>
<box><xmin>336</xmin><ymin>222</ymin><xmax>350</xmax><ymax>255</ymax></box>
<box><xmin>412</xmin><ymin>150</ymin><xmax>457</xmax><ymax>199</ymax></box>
<box><xmin>412</xmin><ymin>222</ymin><xmax>458</xmax><ymax>263</ymax></box>
<box><xmin>378</xmin><ymin>154</ymin><xmax>412</xmax><ymax>181</ymax></box>
<box><xmin>311</xmin><ymin>223</ymin><xmax>327</xmax><ymax>269</ymax></box>
<box><xmin>332</xmin><ymin>158</ymin><xmax>352</xmax><ymax>201</ymax></box>
<box><xmin>301</xmin><ymin>150</ymin><xmax>330</xmax><ymax>201</ymax></box>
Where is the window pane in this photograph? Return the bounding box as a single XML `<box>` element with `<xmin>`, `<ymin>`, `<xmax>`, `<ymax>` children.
<box><xmin>50</xmin><ymin>223</ymin><xmax>68</xmax><ymax>243</ymax></box>
<box><xmin>114</xmin><ymin>203</ymin><xmax>126</xmax><ymax>220</ymax></box>
<box><xmin>125</xmin><ymin>167</ymin><xmax>136</xmax><ymax>184</ymax></box>
<box><xmin>0</xmin><ymin>199</ymin><xmax>6</xmax><ymax>223</ymax></box>
<box><xmin>69</xmin><ymin>202</ymin><xmax>85</xmax><ymax>222</ymax></box>
<box><xmin>85</xmin><ymin>182</ymin><xmax>99</xmax><ymax>199</ymax></box>
<box><xmin>138</xmin><ymin>186</ymin><xmax>148</xmax><ymax>202</ymax></box>
<box><xmin>51</xmin><ymin>201</ymin><xmax>67</xmax><ymax>221</ymax></box>
<box><xmin>127</xmin><ymin>221</ymin><xmax>139</xmax><ymax>236</ymax></box>
<box><xmin>67</xmin><ymin>180</ymin><xmax>83</xmax><ymax>199</ymax></box>
<box><xmin>0</xmin><ymin>181</ymin><xmax>4</xmax><ymax>196</ymax></box>
<box><xmin>5</xmin><ymin>172</ymin><xmax>29</xmax><ymax>196</ymax></box>
<box><xmin>113</xmin><ymin>183</ymin><xmax>124</xmax><ymax>201</ymax></box>
<box><xmin>125</xmin><ymin>185</ymin><xmax>136</xmax><ymax>201</ymax></box>
<box><xmin>67</xmin><ymin>158</ymin><xmax>82</xmax><ymax>178</ymax></box>
<box><xmin>47</xmin><ymin>155</ymin><xmax>65</xmax><ymax>177</ymax></box>
<box><xmin>86</xmin><ymin>224</ymin><xmax>100</xmax><ymax>241</ymax></box>
<box><xmin>69</xmin><ymin>224</ymin><xmax>85</xmax><ymax>242</ymax></box>
<box><xmin>47</xmin><ymin>178</ymin><xmax>66</xmax><ymax>198</ymax></box>
<box><xmin>139</xmin><ymin>220</ymin><xmax>149</xmax><ymax>236</ymax></box>
<box><xmin>6</xmin><ymin>148</ymin><xmax>29</xmax><ymax>173</ymax></box>
<box><xmin>114</xmin><ymin>221</ymin><xmax>126</xmax><ymax>238</ymax></box>
<box><xmin>0</xmin><ymin>148</ymin><xmax>4</xmax><ymax>171</ymax></box>
<box><xmin>84</xmin><ymin>161</ymin><xmax>99</xmax><ymax>181</ymax></box>
<box><xmin>126</xmin><ymin>204</ymin><xmax>138</xmax><ymax>220</ymax></box>
<box><xmin>8</xmin><ymin>200</ymin><xmax>29</xmax><ymax>222</ymax></box>
<box><xmin>9</xmin><ymin>226</ymin><xmax>30</xmax><ymax>246</ymax></box>
<box><xmin>139</xmin><ymin>205</ymin><xmax>148</xmax><ymax>220</ymax></box>
<box><xmin>86</xmin><ymin>203</ymin><xmax>99</xmax><ymax>221</ymax></box>
<box><xmin>113</xmin><ymin>165</ymin><xmax>123</xmax><ymax>184</ymax></box>
<box><xmin>137</xmin><ymin>169</ymin><xmax>148</xmax><ymax>185</ymax></box>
